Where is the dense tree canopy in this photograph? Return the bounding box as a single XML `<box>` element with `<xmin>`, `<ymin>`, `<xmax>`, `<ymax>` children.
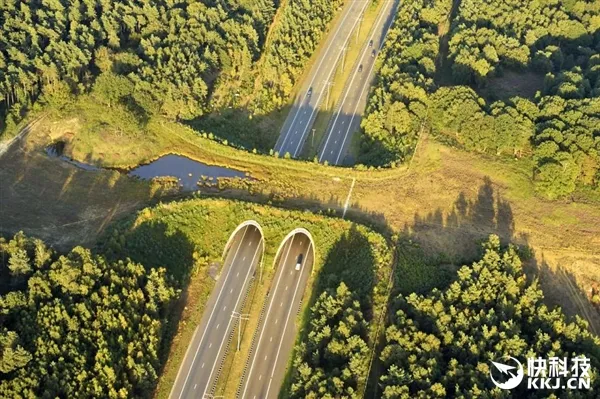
<box><xmin>0</xmin><ymin>0</ymin><xmax>276</xmax><ymax>129</ymax></box>
<box><xmin>0</xmin><ymin>232</ymin><xmax>177</xmax><ymax>398</ymax></box>
<box><xmin>362</xmin><ymin>0</ymin><xmax>600</xmax><ymax>198</ymax></box>
<box><xmin>379</xmin><ymin>235</ymin><xmax>600</xmax><ymax>398</ymax></box>
<box><xmin>360</xmin><ymin>0</ymin><xmax>448</xmax><ymax>166</ymax></box>
<box><xmin>290</xmin><ymin>282</ymin><xmax>370</xmax><ymax>398</ymax></box>
<box><xmin>249</xmin><ymin>0</ymin><xmax>344</xmax><ymax>114</ymax></box>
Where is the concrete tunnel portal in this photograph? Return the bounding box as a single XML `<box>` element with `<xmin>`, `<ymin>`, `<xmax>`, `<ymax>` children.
<box><xmin>273</xmin><ymin>228</ymin><xmax>316</xmax><ymax>274</ymax></box>
<box><xmin>222</xmin><ymin>220</ymin><xmax>265</xmax><ymax>262</ymax></box>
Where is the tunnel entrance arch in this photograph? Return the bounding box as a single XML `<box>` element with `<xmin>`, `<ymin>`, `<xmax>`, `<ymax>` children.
<box><xmin>272</xmin><ymin>228</ymin><xmax>316</xmax><ymax>274</ymax></box>
<box><xmin>221</xmin><ymin>220</ymin><xmax>265</xmax><ymax>260</ymax></box>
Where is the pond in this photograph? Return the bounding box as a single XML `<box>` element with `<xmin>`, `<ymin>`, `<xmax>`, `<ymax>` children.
<box><xmin>127</xmin><ymin>154</ymin><xmax>248</xmax><ymax>190</ymax></box>
<box><xmin>46</xmin><ymin>142</ymin><xmax>249</xmax><ymax>191</ymax></box>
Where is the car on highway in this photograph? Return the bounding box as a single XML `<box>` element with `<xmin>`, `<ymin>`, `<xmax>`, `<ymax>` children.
<box><xmin>307</xmin><ymin>87</ymin><xmax>313</xmax><ymax>96</ymax></box>
<box><xmin>358</xmin><ymin>64</ymin><xmax>363</xmax><ymax>72</ymax></box>
<box><xmin>369</xmin><ymin>39</ymin><xmax>373</xmax><ymax>47</ymax></box>
<box><xmin>371</xmin><ymin>49</ymin><xmax>376</xmax><ymax>58</ymax></box>
<box><xmin>295</xmin><ymin>253</ymin><xmax>303</xmax><ymax>270</ymax></box>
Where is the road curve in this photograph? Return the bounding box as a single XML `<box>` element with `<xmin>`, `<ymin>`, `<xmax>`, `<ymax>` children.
<box><xmin>238</xmin><ymin>234</ymin><xmax>313</xmax><ymax>399</ymax></box>
<box><xmin>318</xmin><ymin>0</ymin><xmax>399</xmax><ymax>165</ymax></box>
<box><xmin>169</xmin><ymin>225</ymin><xmax>264</xmax><ymax>399</ymax></box>
<box><xmin>274</xmin><ymin>0</ymin><xmax>372</xmax><ymax>158</ymax></box>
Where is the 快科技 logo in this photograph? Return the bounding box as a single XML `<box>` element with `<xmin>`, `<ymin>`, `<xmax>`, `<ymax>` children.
<box><xmin>490</xmin><ymin>357</ymin><xmax>524</xmax><ymax>390</ymax></box>
<box><xmin>490</xmin><ymin>356</ymin><xmax>591</xmax><ymax>390</ymax></box>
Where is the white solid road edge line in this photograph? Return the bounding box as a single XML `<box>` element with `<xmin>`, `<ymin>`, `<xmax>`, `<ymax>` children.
<box><xmin>264</xmin><ymin>242</ymin><xmax>312</xmax><ymax>399</ymax></box>
<box><xmin>276</xmin><ymin>1</ymin><xmax>357</xmax><ymax>153</ymax></box>
<box><xmin>201</xmin><ymin>238</ymin><xmax>263</xmax><ymax>398</ymax></box>
<box><xmin>319</xmin><ymin>0</ymin><xmax>393</xmax><ymax>163</ymax></box>
<box><xmin>240</xmin><ymin>236</ymin><xmax>296</xmax><ymax>398</ymax></box>
<box><xmin>292</xmin><ymin>0</ymin><xmax>372</xmax><ymax>158</ymax></box>
<box><xmin>173</xmin><ymin>227</ymin><xmax>248</xmax><ymax>399</ymax></box>
<box><xmin>334</xmin><ymin>0</ymin><xmax>399</xmax><ymax>165</ymax></box>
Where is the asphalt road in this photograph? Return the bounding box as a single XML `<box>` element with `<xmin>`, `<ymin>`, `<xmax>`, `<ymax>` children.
<box><xmin>274</xmin><ymin>0</ymin><xmax>372</xmax><ymax>158</ymax></box>
<box><xmin>238</xmin><ymin>234</ymin><xmax>313</xmax><ymax>399</ymax></box>
<box><xmin>319</xmin><ymin>0</ymin><xmax>400</xmax><ymax>165</ymax></box>
<box><xmin>169</xmin><ymin>225</ymin><xmax>264</xmax><ymax>399</ymax></box>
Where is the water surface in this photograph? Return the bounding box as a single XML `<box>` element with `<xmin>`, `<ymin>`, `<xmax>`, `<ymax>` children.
<box><xmin>128</xmin><ymin>154</ymin><xmax>247</xmax><ymax>190</ymax></box>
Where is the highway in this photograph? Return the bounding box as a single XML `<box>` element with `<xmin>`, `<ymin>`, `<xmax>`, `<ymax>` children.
<box><xmin>319</xmin><ymin>0</ymin><xmax>399</xmax><ymax>165</ymax></box>
<box><xmin>274</xmin><ymin>0</ymin><xmax>372</xmax><ymax>158</ymax></box>
<box><xmin>238</xmin><ymin>234</ymin><xmax>313</xmax><ymax>399</ymax></box>
<box><xmin>169</xmin><ymin>225</ymin><xmax>264</xmax><ymax>399</ymax></box>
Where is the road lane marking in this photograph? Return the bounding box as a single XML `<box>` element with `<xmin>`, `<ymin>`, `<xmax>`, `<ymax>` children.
<box><xmin>264</xmin><ymin>241</ymin><xmax>313</xmax><ymax>399</ymax></box>
<box><xmin>194</xmin><ymin>384</ymin><xmax>197</xmax><ymax>390</ymax></box>
<box><xmin>237</xmin><ymin>272</ymin><xmax>239</xmax><ymax>277</ymax></box>
<box><xmin>285</xmin><ymin>285</ymin><xmax>288</xmax><ymax>291</ymax></box>
<box><xmin>334</xmin><ymin>0</ymin><xmax>398</xmax><ymax>165</ymax></box>
<box><xmin>240</xmin><ymin>236</ymin><xmax>296</xmax><ymax>397</ymax></box>
<box><xmin>292</xmin><ymin>0</ymin><xmax>371</xmax><ymax>158</ymax></box>
<box><xmin>223</xmin><ymin>306</ymin><xmax>227</xmax><ymax>311</ymax></box>
<box><xmin>230</xmin><ymin>288</ymin><xmax>233</xmax><ymax>293</ymax></box>
<box><xmin>243</xmin><ymin>256</ymin><xmax>246</xmax><ymax>261</ymax></box>
<box><xmin>174</xmin><ymin>226</ymin><xmax>250</xmax><ymax>399</ymax></box>
<box><xmin>280</xmin><ymin>301</ymin><xmax>283</xmax><ymax>307</ymax></box>
<box><xmin>275</xmin><ymin>319</ymin><xmax>278</xmax><ymax>324</ymax></box>
<box><xmin>201</xmin><ymin>239</ymin><xmax>264</xmax><ymax>398</ymax></box>
<box><xmin>319</xmin><ymin>0</ymin><xmax>396</xmax><ymax>164</ymax></box>
<box><xmin>202</xmin><ymin>363</ymin><xmax>205</xmax><ymax>368</ymax></box>
<box><xmin>265</xmin><ymin>356</ymin><xmax>268</xmax><ymax>361</ymax></box>
<box><xmin>216</xmin><ymin>324</ymin><xmax>220</xmax><ymax>330</ymax></box>
<box><xmin>209</xmin><ymin>343</ymin><xmax>212</xmax><ymax>348</ymax></box>
<box><xmin>276</xmin><ymin>1</ymin><xmax>359</xmax><ymax>153</ymax></box>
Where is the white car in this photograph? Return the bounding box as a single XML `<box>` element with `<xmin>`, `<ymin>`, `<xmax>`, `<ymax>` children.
<box><xmin>295</xmin><ymin>254</ymin><xmax>304</xmax><ymax>271</ymax></box>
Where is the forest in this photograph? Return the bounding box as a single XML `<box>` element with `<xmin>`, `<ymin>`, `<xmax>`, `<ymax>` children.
<box><xmin>0</xmin><ymin>232</ymin><xmax>177</xmax><ymax>398</ymax></box>
<box><xmin>0</xmin><ymin>0</ymin><xmax>276</xmax><ymax>131</ymax></box>
<box><xmin>0</xmin><ymin>0</ymin><xmax>346</xmax><ymax>154</ymax></box>
<box><xmin>0</xmin><ymin>198</ymin><xmax>392</xmax><ymax>398</ymax></box>
<box><xmin>362</xmin><ymin>0</ymin><xmax>600</xmax><ymax>199</ymax></box>
<box><xmin>379</xmin><ymin>235</ymin><xmax>600</xmax><ymax>397</ymax></box>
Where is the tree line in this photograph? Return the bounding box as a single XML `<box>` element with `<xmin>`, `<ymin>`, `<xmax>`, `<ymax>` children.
<box><xmin>379</xmin><ymin>235</ymin><xmax>600</xmax><ymax>398</ymax></box>
<box><xmin>360</xmin><ymin>0</ymin><xmax>450</xmax><ymax>167</ymax></box>
<box><xmin>289</xmin><ymin>282</ymin><xmax>370</xmax><ymax>398</ymax></box>
<box><xmin>361</xmin><ymin>0</ymin><xmax>600</xmax><ymax>199</ymax></box>
<box><xmin>249</xmin><ymin>0</ymin><xmax>344</xmax><ymax>114</ymax></box>
<box><xmin>0</xmin><ymin>0</ymin><xmax>277</xmax><ymax>132</ymax></box>
<box><xmin>0</xmin><ymin>232</ymin><xmax>177</xmax><ymax>398</ymax></box>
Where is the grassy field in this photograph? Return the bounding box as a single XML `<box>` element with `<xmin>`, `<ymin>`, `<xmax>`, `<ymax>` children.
<box><xmin>97</xmin><ymin>198</ymin><xmax>392</xmax><ymax>398</ymax></box>
<box><xmin>3</xmin><ymin>108</ymin><xmax>599</xmax><ymax>333</ymax></box>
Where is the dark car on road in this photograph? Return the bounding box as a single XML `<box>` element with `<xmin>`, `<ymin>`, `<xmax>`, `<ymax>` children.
<box><xmin>371</xmin><ymin>49</ymin><xmax>376</xmax><ymax>57</ymax></box>
<box><xmin>295</xmin><ymin>254</ymin><xmax>304</xmax><ymax>270</ymax></box>
<box><xmin>307</xmin><ymin>87</ymin><xmax>313</xmax><ymax>96</ymax></box>
<box><xmin>369</xmin><ymin>40</ymin><xmax>373</xmax><ymax>47</ymax></box>
<box><xmin>358</xmin><ymin>64</ymin><xmax>363</xmax><ymax>72</ymax></box>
